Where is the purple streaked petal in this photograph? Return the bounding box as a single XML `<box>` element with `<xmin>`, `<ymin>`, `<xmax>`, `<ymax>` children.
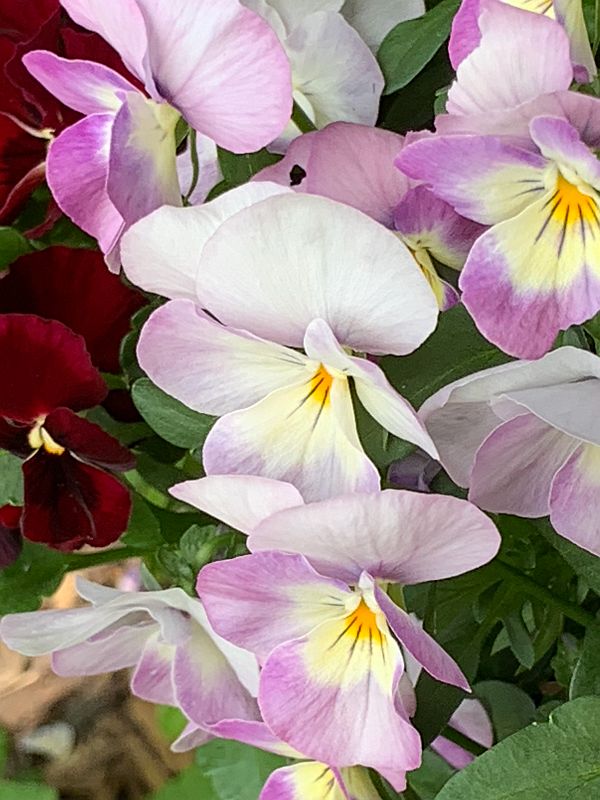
<box><xmin>469</xmin><ymin>413</ymin><xmax>578</xmax><ymax>516</ymax></box>
<box><xmin>60</xmin><ymin>0</ymin><xmax>152</xmax><ymax>88</ymax></box>
<box><xmin>393</xmin><ymin>185</ymin><xmax>485</xmax><ymax>269</ymax></box>
<box><xmin>432</xmin><ymin>698</ymin><xmax>493</xmax><ymax>769</ymax></box>
<box><xmin>396</xmin><ymin>135</ymin><xmax>548</xmax><ymax>226</ymax></box>
<box><xmin>171</xmin><ymin>722</ymin><xmax>212</xmax><ymax>752</ymax></box>
<box><xmin>448</xmin><ymin>0</ymin><xmax>482</xmax><ymax>68</ymax></box>
<box><xmin>374</xmin><ymin>585</ymin><xmax>470</xmax><ymax>691</ymax></box>
<box><xmin>134</xmin><ymin>0</ymin><xmax>292</xmax><ymax>152</ymax></box>
<box><xmin>169</xmin><ymin>475</ymin><xmax>304</xmax><ymax>535</ymax></box>
<box><xmin>130</xmin><ymin>631</ymin><xmax>177</xmax><ymax>705</ymax></box>
<box><xmin>51</xmin><ymin>623</ymin><xmax>150</xmax><ymax>676</ymax></box>
<box><xmin>207</xmin><ymin>719</ymin><xmax>300</xmax><ymax>758</ymax></box>
<box><xmin>23</xmin><ymin>51</ymin><xmax>138</xmax><ymax>115</ymax></box>
<box><xmin>261</xmin><ymin>763</ymin><xmax>351</xmax><ymax>800</ymax></box>
<box><xmin>107</xmin><ymin>92</ymin><xmax>181</xmax><ymax>227</ymax></box>
<box><xmin>137</xmin><ymin>299</ymin><xmax>310</xmax><ymax>416</ymax></box>
<box><xmin>121</xmin><ymin>181</ymin><xmax>291</xmax><ymax>299</ymax></box>
<box><xmin>550</xmin><ymin>443</ymin><xmax>600</xmax><ymax>556</ymax></box>
<box><xmin>196</xmin><ymin>551</ymin><xmax>351</xmax><ymax>661</ymax></box>
<box><xmin>258</xmin><ymin>620</ymin><xmax>418</xmax><ymax>788</ymax></box>
<box><xmin>46</xmin><ymin>114</ymin><xmax>124</xmax><ymax>256</ymax></box>
<box><xmin>195</xmin><ymin>193</ymin><xmax>438</xmax><ymax>355</ymax></box>
<box><xmin>249</xmin><ymin>490</ymin><xmax>500</xmax><ymax>586</ymax></box>
<box><xmin>530</xmin><ymin>115</ymin><xmax>600</xmax><ymax>187</ymax></box>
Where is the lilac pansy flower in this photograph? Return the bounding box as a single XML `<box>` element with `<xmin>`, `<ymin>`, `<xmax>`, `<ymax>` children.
<box><xmin>420</xmin><ymin>346</ymin><xmax>600</xmax><ymax>556</ymax></box>
<box><xmin>176</xmin><ymin>477</ymin><xmax>500</xmax><ymax>787</ymax></box>
<box><xmin>450</xmin><ymin>0</ymin><xmax>595</xmax><ymax>85</ymax></box>
<box><xmin>397</xmin><ymin>114</ymin><xmax>600</xmax><ymax>358</ymax></box>
<box><xmin>122</xmin><ymin>190</ymin><xmax>439</xmax><ymax>501</ymax></box>
<box><xmin>254</xmin><ymin>122</ymin><xmax>484</xmax><ymax>309</ymax></box>
<box><xmin>437</xmin><ymin>0</ymin><xmax>600</xmax><ymax>145</ymax></box>
<box><xmin>22</xmin><ymin>0</ymin><xmax>292</xmax><ymax>268</ymax></box>
<box><xmin>0</xmin><ymin>577</ymin><xmax>259</xmax><ymax>730</ymax></box>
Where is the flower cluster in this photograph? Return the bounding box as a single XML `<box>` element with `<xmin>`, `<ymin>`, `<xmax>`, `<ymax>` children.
<box><xmin>1</xmin><ymin>0</ymin><xmax>600</xmax><ymax>797</ymax></box>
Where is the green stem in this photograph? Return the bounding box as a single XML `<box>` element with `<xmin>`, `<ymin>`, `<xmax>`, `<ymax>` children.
<box><xmin>594</xmin><ymin>0</ymin><xmax>600</xmax><ymax>56</ymax></box>
<box><xmin>439</xmin><ymin>726</ymin><xmax>487</xmax><ymax>757</ymax></box>
<box><xmin>291</xmin><ymin>101</ymin><xmax>317</xmax><ymax>133</ymax></box>
<box><xmin>183</xmin><ymin>128</ymin><xmax>200</xmax><ymax>205</ymax></box>
<box><xmin>63</xmin><ymin>546</ymin><xmax>142</xmax><ymax>571</ymax></box>
<box><xmin>493</xmin><ymin>559</ymin><xmax>597</xmax><ymax>628</ymax></box>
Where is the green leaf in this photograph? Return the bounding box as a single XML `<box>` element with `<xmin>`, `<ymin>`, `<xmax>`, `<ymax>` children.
<box><xmin>120</xmin><ymin>494</ymin><xmax>163</xmax><ymax>549</ymax></box>
<box><xmin>0</xmin><ymin>227</ymin><xmax>34</xmax><ymax>270</ymax></box>
<box><xmin>196</xmin><ymin>739</ymin><xmax>288</xmax><ymax>800</ymax></box>
<box><xmin>474</xmin><ymin>681</ymin><xmax>536</xmax><ymax>740</ymax></box>
<box><xmin>502</xmin><ymin>609</ymin><xmax>535</xmax><ymax>669</ymax></box>
<box><xmin>217</xmin><ymin>147</ymin><xmax>281</xmax><ymax>189</ymax></box>
<box><xmin>124</xmin><ymin>453</ymin><xmax>194</xmax><ymax>512</ymax></box>
<box><xmin>535</xmin><ymin>517</ymin><xmax>600</xmax><ymax>595</ymax></box>
<box><xmin>0</xmin><ymin>450</ymin><xmax>24</xmax><ymax>505</ymax></box>
<box><xmin>0</xmin><ymin>781</ymin><xmax>58</xmax><ymax>800</ymax></box>
<box><xmin>571</xmin><ymin>623</ymin><xmax>600</xmax><ymax>699</ymax></box>
<box><xmin>0</xmin><ymin>542</ymin><xmax>67</xmax><ymax>613</ymax></box>
<box><xmin>381</xmin><ymin>305</ymin><xmax>512</xmax><ymax>410</ymax></box>
<box><xmin>407</xmin><ymin>749</ymin><xmax>454</xmax><ymax>799</ymax></box>
<box><xmin>132</xmin><ymin>378</ymin><xmax>216</xmax><ymax>449</ymax></box>
<box><xmin>378</xmin><ymin>0</ymin><xmax>459</xmax><ymax>94</ymax></box>
<box><xmin>148</xmin><ymin>764</ymin><xmax>216</xmax><ymax>800</ymax></box>
<box><xmin>436</xmin><ymin>697</ymin><xmax>600</xmax><ymax>799</ymax></box>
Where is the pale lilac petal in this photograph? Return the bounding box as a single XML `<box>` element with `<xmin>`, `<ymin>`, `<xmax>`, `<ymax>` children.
<box><xmin>196</xmin><ymin>193</ymin><xmax>438</xmax><ymax>354</ymax></box>
<box><xmin>46</xmin><ymin>114</ymin><xmax>124</xmax><ymax>255</ymax></box>
<box><xmin>469</xmin><ymin>413</ymin><xmax>578</xmax><ymax>515</ymax></box>
<box><xmin>432</xmin><ymin>698</ymin><xmax>493</xmax><ymax>769</ymax></box>
<box><xmin>130</xmin><ymin>631</ymin><xmax>177</xmax><ymax>705</ymax></box>
<box><xmin>550</xmin><ymin>444</ymin><xmax>600</xmax><ymax>556</ymax></box>
<box><xmin>258</xmin><ymin>621</ymin><xmax>417</xmax><ymax>788</ymax></box>
<box><xmin>197</xmin><ymin>551</ymin><xmax>351</xmax><ymax>661</ymax></box>
<box><xmin>137</xmin><ymin>299</ymin><xmax>310</xmax><ymax>416</ymax></box>
<box><xmin>173</xmin><ymin>626</ymin><xmax>258</xmax><ymax>726</ymax></box>
<box><xmin>135</xmin><ymin>0</ymin><xmax>292</xmax><ymax>152</ymax></box>
<box><xmin>303</xmin><ymin>318</ymin><xmax>437</xmax><ymax>457</ymax></box>
<box><xmin>51</xmin><ymin>624</ymin><xmax>150</xmax><ymax>676</ymax></box>
<box><xmin>393</xmin><ymin>185</ymin><xmax>485</xmax><ymax>269</ymax></box>
<box><xmin>107</xmin><ymin>92</ymin><xmax>181</xmax><ymax>226</ymax></box>
<box><xmin>201</xmin><ymin>368</ymin><xmax>380</xmax><ymax>502</ymax></box>
<box><xmin>459</xmin><ymin>189</ymin><xmax>600</xmax><ymax>359</ymax></box>
<box><xmin>171</xmin><ymin>722</ymin><xmax>211</xmax><ymax>752</ymax></box>
<box><xmin>60</xmin><ymin>0</ymin><xmax>151</xmax><ymax>87</ymax></box>
<box><xmin>23</xmin><ymin>51</ymin><xmax>138</xmax><ymax>114</ymax></box>
<box><xmin>396</xmin><ymin>135</ymin><xmax>548</xmax><ymax>225</ymax></box>
<box><xmin>446</xmin><ymin>0</ymin><xmax>572</xmax><ymax>117</ymax></box>
<box><xmin>252</xmin><ymin>131</ymin><xmax>317</xmax><ymax>188</ymax></box>
<box><xmin>530</xmin><ymin>115</ymin><xmax>600</xmax><ymax>186</ymax></box>
<box><xmin>207</xmin><ymin>719</ymin><xmax>299</xmax><ymax>757</ymax></box>
<box><xmin>504</xmin><ymin>379</ymin><xmax>600</xmax><ymax>446</ymax></box>
<box><xmin>448</xmin><ymin>0</ymin><xmax>482</xmax><ymax>68</ymax></box>
<box><xmin>342</xmin><ymin>0</ymin><xmax>426</xmax><ymax>50</ymax></box>
<box><xmin>268</xmin><ymin>0</ymin><xmax>344</xmax><ymax>32</ymax></box>
<box><xmin>554</xmin><ymin>0</ymin><xmax>597</xmax><ymax>83</ymax></box>
<box><xmin>285</xmin><ymin>12</ymin><xmax>384</xmax><ymax>129</ymax></box>
<box><xmin>374</xmin><ymin>585</ymin><xmax>469</xmax><ymax>691</ymax></box>
<box><xmin>249</xmin><ymin>490</ymin><xmax>500</xmax><ymax>586</ymax></box>
<box><xmin>169</xmin><ymin>475</ymin><xmax>304</xmax><ymax>534</ymax></box>
<box><xmin>121</xmin><ymin>181</ymin><xmax>291</xmax><ymax>299</ymax></box>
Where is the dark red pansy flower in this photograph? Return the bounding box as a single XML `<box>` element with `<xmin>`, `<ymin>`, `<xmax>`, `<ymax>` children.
<box><xmin>0</xmin><ymin>504</ymin><xmax>22</xmax><ymax>568</ymax></box>
<box><xmin>0</xmin><ymin>314</ymin><xmax>135</xmax><ymax>551</ymax></box>
<box><xmin>0</xmin><ymin>246</ymin><xmax>146</xmax><ymax>373</ymax></box>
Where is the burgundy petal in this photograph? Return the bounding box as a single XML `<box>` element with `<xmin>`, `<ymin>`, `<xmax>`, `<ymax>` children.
<box><xmin>0</xmin><ymin>504</ymin><xmax>23</xmax><ymax>568</ymax></box>
<box><xmin>22</xmin><ymin>450</ymin><xmax>131</xmax><ymax>550</ymax></box>
<box><xmin>0</xmin><ymin>113</ymin><xmax>47</xmax><ymax>222</ymax></box>
<box><xmin>44</xmin><ymin>407</ymin><xmax>135</xmax><ymax>471</ymax></box>
<box><xmin>0</xmin><ymin>314</ymin><xmax>107</xmax><ymax>423</ymax></box>
<box><xmin>0</xmin><ymin>247</ymin><xmax>145</xmax><ymax>372</ymax></box>
<box><xmin>0</xmin><ymin>416</ymin><xmax>31</xmax><ymax>457</ymax></box>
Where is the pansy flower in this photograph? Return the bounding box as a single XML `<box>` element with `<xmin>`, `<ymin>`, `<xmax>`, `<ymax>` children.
<box><xmin>122</xmin><ymin>187</ymin><xmax>439</xmax><ymax>500</ymax></box>
<box><xmin>397</xmin><ymin>114</ymin><xmax>600</xmax><ymax>357</ymax></box>
<box><xmin>0</xmin><ymin>577</ymin><xmax>258</xmax><ymax>729</ymax></box>
<box><xmin>450</xmin><ymin>0</ymin><xmax>595</xmax><ymax>85</ymax></box>
<box><xmin>254</xmin><ymin>122</ymin><xmax>484</xmax><ymax>309</ymax></box>
<box><xmin>420</xmin><ymin>345</ymin><xmax>600</xmax><ymax>556</ymax></box>
<box><xmin>188</xmin><ymin>479</ymin><xmax>500</xmax><ymax>788</ymax></box>
<box><xmin>22</xmin><ymin>0</ymin><xmax>292</xmax><ymax>266</ymax></box>
<box><xmin>0</xmin><ymin>505</ymin><xmax>23</xmax><ymax>568</ymax></box>
<box><xmin>0</xmin><ymin>314</ymin><xmax>134</xmax><ymax>550</ymax></box>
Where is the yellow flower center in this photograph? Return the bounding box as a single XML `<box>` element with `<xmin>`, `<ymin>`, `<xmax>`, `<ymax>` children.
<box><xmin>341</xmin><ymin>599</ymin><xmax>384</xmax><ymax>646</ymax></box>
<box><xmin>28</xmin><ymin>421</ymin><xmax>65</xmax><ymax>456</ymax></box>
<box><xmin>550</xmin><ymin>173</ymin><xmax>599</xmax><ymax>228</ymax></box>
<box><xmin>306</xmin><ymin>364</ymin><xmax>334</xmax><ymax>407</ymax></box>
